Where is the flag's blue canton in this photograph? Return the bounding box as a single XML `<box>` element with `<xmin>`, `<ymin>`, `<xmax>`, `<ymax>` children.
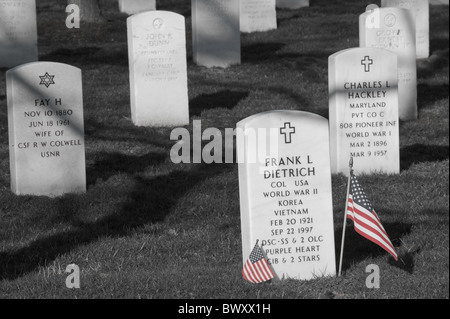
<box><xmin>249</xmin><ymin>245</ymin><xmax>265</xmax><ymax>264</ymax></box>
<box><xmin>350</xmin><ymin>171</ymin><xmax>373</xmax><ymax>211</ymax></box>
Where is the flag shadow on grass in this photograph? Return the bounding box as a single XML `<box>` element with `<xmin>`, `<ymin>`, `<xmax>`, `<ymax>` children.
<box><xmin>0</xmin><ymin>156</ymin><xmax>231</xmax><ymax>280</ymax></box>
<box><xmin>335</xmin><ymin>218</ymin><xmax>415</xmax><ymax>274</ymax></box>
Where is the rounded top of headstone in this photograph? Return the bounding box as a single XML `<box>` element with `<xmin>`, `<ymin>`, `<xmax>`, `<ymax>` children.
<box><xmin>366</xmin><ymin>4</ymin><xmax>379</xmax><ymax>11</ymax></box>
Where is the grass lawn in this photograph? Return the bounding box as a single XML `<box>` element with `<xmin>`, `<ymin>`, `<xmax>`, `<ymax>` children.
<box><xmin>0</xmin><ymin>0</ymin><xmax>448</xmax><ymax>300</ymax></box>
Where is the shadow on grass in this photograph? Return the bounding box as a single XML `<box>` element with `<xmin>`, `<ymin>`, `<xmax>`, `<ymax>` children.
<box><xmin>86</xmin><ymin>152</ymin><xmax>167</xmax><ymax>186</ymax></box>
<box><xmin>0</xmin><ymin>161</ymin><xmax>231</xmax><ymax>280</ymax></box>
<box><xmin>417</xmin><ymin>83</ymin><xmax>450</xmax><ymax>107</ymax></box>
<box><xmin>335</xmin><ymin>219</ymin><xmax>414</xmax><ymax>274</ymax></box>
<box><xmin>417</xmin><ymin>48</ymin><xmax>449</xmax><ymax>80</ymax></box>
<box><xmin>189</xmin><ymin>90</ymin><xmax>250</xmax><ymax>117</ymax></box>
<box><xmin>241</xmin><ymin>42</ymin><xmax>286</xmax><ymax>62</ymax></box>
<box><xmin>40</xmin><ymin>46</ymin><xmax>128</xmax><ymax>68</ymax></box>
<box><xmin>400</xmin><ymin>144</ymin><xmax>449</xmax><ymax>171</ymax></box>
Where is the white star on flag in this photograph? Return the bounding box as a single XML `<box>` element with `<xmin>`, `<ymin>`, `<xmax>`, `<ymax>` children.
<box><xmin>242</xmin><ymin>241</ymin><xmax>274</xmax><ymax>284</ymax></box>
<box><xmin>347</xmin><ymin>170</ymin><xmax>398</xmax><ymax>260</ymax></box>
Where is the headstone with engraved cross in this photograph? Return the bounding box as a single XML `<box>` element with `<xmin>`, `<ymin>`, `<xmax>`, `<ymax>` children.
<box><xmin>360</xmin><ymin>5</ymin><xmax>417</xmax><ymax>120</ymax></box>
<box><xmin>329</xmin><ymin>47</ymin><xmax>400</xmax><ymax>176</ymax></box>
<box><xmin>6</xmin><ymin>62</ymin><xmax>86</xmax><ymax>197</ymax></box>
<box><xmin>237</xmin><ymin>110</ymin><xmax>336</xmax><ymax>281</ymax></box>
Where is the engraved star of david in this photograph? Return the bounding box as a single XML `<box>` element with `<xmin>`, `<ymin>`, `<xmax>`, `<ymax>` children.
<box><xmin>39</xmin><ymin>72</ymin><xmax>55</xmax><ymax>88</ymax></box>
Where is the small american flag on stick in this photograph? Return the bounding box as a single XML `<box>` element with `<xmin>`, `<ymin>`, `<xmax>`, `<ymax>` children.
<box><xmin>242</xmin><ymin>241</ymin><xmax>274</xmax><ymax>283</ymax></box>
<box><xmin>347</xmin><ymin>170</ymin><xmax>398</xmax><ymax>261</ymax></box>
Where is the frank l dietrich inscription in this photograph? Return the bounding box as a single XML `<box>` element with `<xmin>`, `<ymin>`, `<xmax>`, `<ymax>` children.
<box><xmin>237</xmin><ymin>111</ymin><xmax>336</xmax><ymax>281</ymax></box>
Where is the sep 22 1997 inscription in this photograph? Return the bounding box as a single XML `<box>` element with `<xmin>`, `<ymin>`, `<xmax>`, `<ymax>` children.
<box><xmin>237</xmin><ymin>111</ymin><xmax>336</xmax><ymax>281</ymax></box>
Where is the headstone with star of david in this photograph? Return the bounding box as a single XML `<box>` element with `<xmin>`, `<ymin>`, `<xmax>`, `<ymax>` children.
<box><xmin>191</xmin><ymin>0</ymin><xmax>241</xmax><ymax>68</ymax></box>
<box><xmin>360</xmin><ymin>5</ymin><xmax>417</xmax><ymax>121</ymax></box>
<box><xmin>381</xmin><ymin>0</ymin><xmax>429</xmax><ymax>59</ymax></box>
<box><xmin>329</xmin><ymin>47</ymin><xmax>400</xmax><ymax>176</ymax></box>
<box><xmin>127</xmin><ymin>11</ymin><xmax>189</xmax><ymax>127</ymax></box>
<box><xmin>240</xmin><ymin>0</ymin><xmax>277</xmax><ymax>33</ymax></box>
<box><xmin>0</xmin><ymin>0</ymin><xmax>38</xmax><ymax>68</ymax></box>
<box><xmin>6</xmin><ymin>62</ymin><xmax>86</xmax><ymax>197</ymax></box>
<box><xmin>276</xmin><ymin>0</ymin><xmax>309</xmax><ymax>9</ymax></box>
<box><xmin>118</xmin><ymin>0</ymin><xmax>156</xmax><ymax>15</ymax></box>
<box><xmin>237</xmin><ymin>110</ymin><xmax>336</xmax><ymax>281</ymax></box>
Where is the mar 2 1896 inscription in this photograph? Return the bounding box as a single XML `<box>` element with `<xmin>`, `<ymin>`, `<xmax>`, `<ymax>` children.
<box><xmin>329</xmin><ymin>47</ymin><xmax>400</xmax><ymax>176</ymax></box>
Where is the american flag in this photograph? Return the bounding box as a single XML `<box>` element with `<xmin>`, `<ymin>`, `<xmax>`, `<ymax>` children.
<box><xmin>347</xmin><ymin>170</ymin><xmax>398</xmax><ymax>260</ymax></box>
<box><xmin>242</xmin><ymin>242</ymin><xmax>274</xmax><ymax>283</ymax></box>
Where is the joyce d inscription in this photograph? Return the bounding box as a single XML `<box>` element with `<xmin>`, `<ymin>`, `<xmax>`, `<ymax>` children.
<box><xmin>237</xmin><ymin>111</ymin><xmax>336</xmax><ymax>281</ymax></box>
<box><xmin>7</xmin><ymin>62</ymin><xmax>86</xmax><ymax>197</ymax></box>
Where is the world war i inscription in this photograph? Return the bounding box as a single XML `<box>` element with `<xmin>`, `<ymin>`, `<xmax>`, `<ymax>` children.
<box><xmin>329</xmin><ymin>47</ymin><xmax>400</xmax><ymax>176</ymax></box>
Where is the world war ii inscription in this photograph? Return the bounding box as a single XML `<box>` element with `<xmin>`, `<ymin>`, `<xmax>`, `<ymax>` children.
<box><xmin>238</xmin><ymin>111</ymin><xmax>335</xmax><ymax>280</ymax></box>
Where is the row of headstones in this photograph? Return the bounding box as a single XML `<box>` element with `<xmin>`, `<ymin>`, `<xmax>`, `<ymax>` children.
<box><xmin>0</xmin><ymin>0</ymin><xmax>306</xmax><ymax>69</ymax></box>
<box><xmin>1</xmin><ymin>0</ymin><xmax>446</xmax><ymax>281</ymax></box>
<box><xmin>0</xmin><ymin>0</ymin><xmax>437</xmax><ymax>69</ymax></box>
<box><xmin>4</xmin><ymin>56</ymin><xmax>396</xmax><ymax>281</ymax></box>
<box><xmin>0</xmin><ymin>0</ymin><xmax>434</xmax><ymax>128</ymax></box>
<box><xmin>119</xmin><ymin>0</ymin><xmax>311</xmax><ymax>15</ymax></box>
<box><xmin>5</xmin><ymin>3</ymin><xmax>416</xmax><ymax>193</ymax></box>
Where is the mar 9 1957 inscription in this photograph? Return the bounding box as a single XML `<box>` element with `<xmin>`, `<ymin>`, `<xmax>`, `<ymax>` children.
<box><xmin>329</xmin><ymin>47</ymin><xmax>400</xmax><ymax>176</ymax></box>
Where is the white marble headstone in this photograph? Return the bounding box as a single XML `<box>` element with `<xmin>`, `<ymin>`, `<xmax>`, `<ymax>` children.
<box><xmin>240</xmin><ymin>0</ymin><xmax>277</xmax><ymax>33</ymax></box>
<box><xmin>276</xmin><ymin>0</ymin><xmax>309</xmax><ymax>9</ymax></box>
<box><xmin>381</xmin><ymin>0</ymin><xmax>429</xmax><ymax>58</ymax></box>
<box><xmin>127</xmin><ymin>11</ymin><xmax>189</xmax><ymax>127</ymax></box>
<box><xmin>192</xmin><ymin>0</ymin><xmax>241</xmax><ymax>68</ymax></box>
<box><xmin>119</xmin><ymin>0</ymin><xmax>156</xmax><ymax>15</ymax></box>
<box><xmin>360</xmin><ymin>6</ymin><xmax>417</xmax><ymax>121</ymax></box>
<box><xmin>329</xmin><ymin>47</ymin><xmax>400</xmax><ymax>176</ymax></box>
<box><xmin>0</xmin><ymin>0</ymin><xmax>38</xmax><ymax>68</ymax></box>
<box><xmin>237</xmin><ymin>110</ymin><xmax>336</xmax><ymax>281</ymax></box>
<box><xmin>7</xmin><ymin>62</ymin><xmax>86</xmax><ymax>197</ymax></box>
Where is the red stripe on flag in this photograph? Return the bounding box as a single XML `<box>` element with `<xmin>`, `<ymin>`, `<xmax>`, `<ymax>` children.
<box><xmin>347</xmin><ymin>198</ymin><xmax>398</xmax><ymax>260</ymax></box>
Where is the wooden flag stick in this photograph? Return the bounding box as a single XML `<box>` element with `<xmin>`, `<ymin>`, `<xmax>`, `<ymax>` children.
<box><xmin>338</xmin><ymin>157</ymin><xmax>353</xmax><ymax>277</ymax></box>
